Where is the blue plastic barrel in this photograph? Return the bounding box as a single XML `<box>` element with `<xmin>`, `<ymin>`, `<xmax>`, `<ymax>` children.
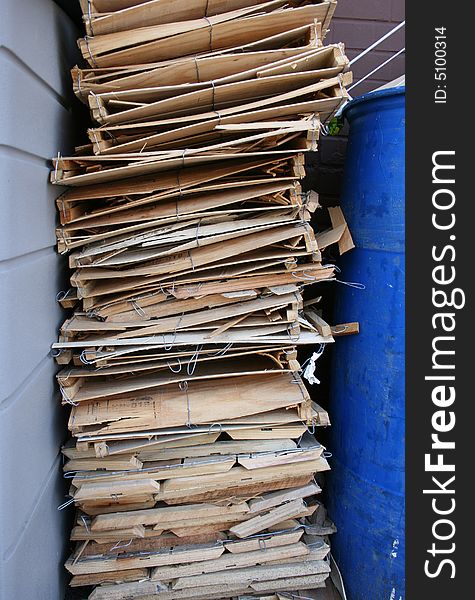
<box><xmin>326</xmin><ymin>88</ymin><xmax>405</xmax><ymax>600</ymax></box>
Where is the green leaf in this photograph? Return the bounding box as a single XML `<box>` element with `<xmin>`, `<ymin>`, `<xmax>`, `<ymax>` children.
<box><xmin>327</xmin><ymin>116</ymin><xmax>344</xmax><ymax>136</ymax></box>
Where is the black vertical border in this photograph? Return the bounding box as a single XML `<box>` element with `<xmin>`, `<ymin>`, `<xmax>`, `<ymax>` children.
<box><xmin>406</xmin><ymin>2</ymin><xmax>471</xmax><ymax>597</ymax></box>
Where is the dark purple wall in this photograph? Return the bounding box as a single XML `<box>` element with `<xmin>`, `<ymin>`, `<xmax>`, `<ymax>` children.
<box><xmin>305</xmin><ymin>0</ymin><xmax>405</xmax><ymax>208</ymax></box>
<box><xmin>327</xmin><ymin>0</ymin><xmax>405</xmax><ymax>96</ymax></box>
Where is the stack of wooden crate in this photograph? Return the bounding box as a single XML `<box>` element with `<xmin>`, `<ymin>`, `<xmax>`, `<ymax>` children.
<box><xmin>51</xmin><ymin>1</ymin><xmax>355</xmax><ymax>598</ymax></box>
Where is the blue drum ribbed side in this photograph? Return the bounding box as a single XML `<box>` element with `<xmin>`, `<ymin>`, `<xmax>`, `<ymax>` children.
<box><xmin>326</xmin><ymin>88</ymin><xmax>405</xmax><ymax>600</ymax></box>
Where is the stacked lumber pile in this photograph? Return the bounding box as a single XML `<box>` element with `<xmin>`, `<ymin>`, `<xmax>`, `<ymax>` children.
<box><xmin>51</xmin><ymin>1</ymin><xmax>355</xmax><ymax>598</ymax></box>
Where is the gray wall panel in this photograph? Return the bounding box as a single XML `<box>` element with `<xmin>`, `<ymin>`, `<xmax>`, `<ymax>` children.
<box><xmin>0</xmin><ymin>357</ymin><xmax>67</xmax><ymax>552</ymax></box>
<box><xmin>0</xmin><ymin>250</ymin><xmax>64</xmax><ymax>400</ymax></box>
<box><xmin>0</xmin><ymin>459</ymin><xmax>70</xmax><ymax>600</ymax></box>
<box><xmin>0</xmin><ymin>0</ymin><xmax>78</xmax><ymax>100</ymax></box>
<box><xmin>0</xmin><ymin>1</ymin><xmax>78</xmax><ymax>598</ymax></box>
<box><xmin>0</xmin><ymin>153</ymin><xmax>58</xmax><ymax>260</ymax></box>
<box><xmin>0</xmin><ymin>51</ymin><xmax>73</xmax><ymax>159</ymax></box>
